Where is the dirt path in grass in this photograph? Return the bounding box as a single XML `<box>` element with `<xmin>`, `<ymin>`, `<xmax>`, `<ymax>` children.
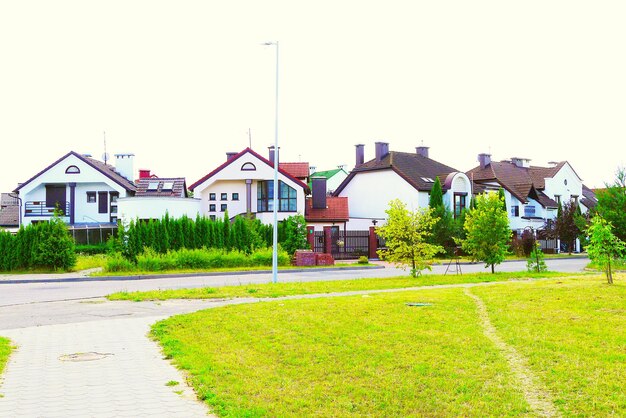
<box><xmin>464</xmin><ymin>288</ymin><xmax>561</xmax><ymax>418</ymax></box>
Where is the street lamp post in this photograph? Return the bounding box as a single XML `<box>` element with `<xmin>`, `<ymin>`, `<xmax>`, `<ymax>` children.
<box><xmin>264</xmin><ymin>41</ymin><xmax>279</xmax><ymax>284</ymax></box>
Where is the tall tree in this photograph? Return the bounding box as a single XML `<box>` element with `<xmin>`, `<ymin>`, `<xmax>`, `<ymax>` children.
<box><xmin>428</xmin><ymin>177</ymin><xmax>444</xmax><ymax>208</ymax></box>
<box><xmin>377</xmin><ymin>199</ymin><xmax>443</xmax><ymax>277</ymax></box>
<box><xmin>462</xmin><ymin>193</ymin><xmax>510</xmax><ymax>273</ymax></box>
<box><xmin>596</xmin><ymin>167</ymin><xmax>626</xmax><ymax>241</ymax></box>
<box><xmin>428</xmin><ymin>176</ymin><xmax>457</xmax><ymax>254</ymax></box>
<box><xmin>555</xmin><ymin>200</ymin><xmax>581</xmax><ymax>254</ymax></box>
<box><xmin>586</xmin><ymin>216</ymin><xmax>626</xmax><ymax>284</ymax></box>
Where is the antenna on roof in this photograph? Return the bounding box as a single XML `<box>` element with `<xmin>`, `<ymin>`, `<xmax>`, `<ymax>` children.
<box><xmin>248</xmin><ymin>128</ymin><xmax>252</xmax><ymax>149</ymax></box>
<box><xmin>102</xmin><ymin>131</ymin><xmax>110</xmax><ymax>164</ymax></box>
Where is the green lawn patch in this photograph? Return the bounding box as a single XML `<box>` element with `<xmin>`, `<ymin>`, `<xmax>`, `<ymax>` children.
<box><xmin>0</xmin><ymin>337</ymin><xmax>12</xmax><ymax>376</ymax></box>
<box><xmin>473</xmin><ymin>275</ymin><xmax>626</xmax><ymax>416</ymax></box>
<box><xmin>152</xmin><ymin>289</ymin><xmax>530</xmax><ymax>417</ymax></box>
<box><xmin>108</xmin><ymin>271</ymin><xmax>579</xmax><ymax>301</ymax></box>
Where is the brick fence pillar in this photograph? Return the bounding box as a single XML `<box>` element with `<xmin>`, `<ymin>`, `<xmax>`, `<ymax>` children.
<box><xmin>369</xmin><ymin>226</ymin><xmax>378</xmax><ymax>259</ymax></box>
<box><xmin>306</xmin><ymin>225</ymin><xmax>315</xmax><ymax>251</ymax></box>
<box><xmin>323</xmin><ymin>226</ymin><xmax>333</xmax><ymax>254</ymax></box>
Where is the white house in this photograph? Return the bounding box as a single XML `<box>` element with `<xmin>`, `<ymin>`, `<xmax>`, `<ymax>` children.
<box><xmin>14</xmin><ymin>151</ymin><xmax>137</xmax><ymax>228</ymax></box>
<box><xmin>188</xmin><ymin>148</ymin><xmax>310</xmax><ymax>223</ymax></box>
<box><xmin>308</xmin><ymin>167</ymin><xmax>349</xmax><ymax>195</ymax></box>
<box><xmin>467</xmin><ymin>153</ymin><xmax>594</xmax><ymax>251</ymax></box>
<box><xmin>117</xmin><ymin>175</ymin><xmax>200</xmax><ymax>224</ymax></box>
<box><xmin>334</xmin><ymin>142</ymin><xmax>472</xmax><ymax>230</ymax></box>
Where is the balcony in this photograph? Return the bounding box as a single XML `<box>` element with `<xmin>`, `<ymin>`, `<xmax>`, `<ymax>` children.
<box><xmin>25</xmin><ymin>201</ymin><xmax>70</xmax><ymax>217</ymax></box>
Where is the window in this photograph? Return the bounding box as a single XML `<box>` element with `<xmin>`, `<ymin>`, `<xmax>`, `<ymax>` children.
<box><xmin>454</xmin><ymin>193</ymin><xmax>467</xmax><ymax>218</ymax></box>
<box><xmin>232</xmin><ymin>193</ymin><xmax>239</xmax><ymax>201</ymax></box>
<box><xmin>209</xmin><ymin>204</ymin><xmax>216</xmax><ymax>212</ymax></box>
<box><xmin>87</xmin><ymin>192</ymin><xmax>96</xmax><ymax>203</ymax></box>
<box><xmin>524</xmin><ymin>205</ymin><xmax>536</xmax><ymax>217</ymax></box>
<box><xmin>147</xmin><ymin>181</ymin><xmax>159</xmax><ymax>191</ymax></box>
<box><xmin>221</xmin><ymin>193</ymin><xmax>228</xmax><ymax>201</ymax></box>
<box><xmin>241</xmin><ymin>162</ymin><xmax>256</xmax><ymax>171</ymax></box>
<box><xmin>209</xmin><ymin>215</ymin><xmax>216</xmax><ymax>221</ymax></box>
<box><xmin>257</xmin><ymin>180</ymin><xmax>297</xmax><ymax>212</ymax></box>
<box><xmin>110</xmin><ymin>193</ymin><xmax>118</xmax><ymax>203</ymax></box>
<box><xmin>554</xmin><ymin>195</ymin><xmax>561</xmax><ymax>205</ymax></box>
<box><xmin>220</xmin><ymin>204</ymin><xmax>227</xmax><ymax>212</ymax></box>
<box><xmin>65</xmin><ymin>165</ymin><xmax>80</xmax><ymax>174</ymax></box>
<box><xmin>571</xmin><ymin>195</ymin><xmax>579</xmax><ymax>206</ymax></box>
<box><xmin>209</xmin><ymin>193</ymin><xmax>216</xmax><ymax>201</ymax></box>
<box><xmin>98</xmin><ymin>192</ymin><xmax>108</xmax><ymax>214</ymax></box>
<box><xmin>511</xmin><ymin>205</ymin><xmax>519</xmax><ymax>217</ymax></box>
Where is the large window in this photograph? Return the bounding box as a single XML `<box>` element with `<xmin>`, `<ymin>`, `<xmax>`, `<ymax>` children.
<box><xmin>524</xmin><ymin>205</ymin><xmax>536</xmax><ymax>217</ymax></box>
<box><xmin>454</xmin><ymin>193</ymin><xmax>467</xmax><ymax>218</ymax></box>
<box><xmin>257</xmin><ymin>180</ymin><xmax>297</xmax><ymax>212</ymax></box>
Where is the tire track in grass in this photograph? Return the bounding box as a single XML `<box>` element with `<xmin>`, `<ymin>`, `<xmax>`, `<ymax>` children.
<box><xmin>464</xmin><ymin>288</ymin><xmax>560</xmax><ymax>418</ymax></box>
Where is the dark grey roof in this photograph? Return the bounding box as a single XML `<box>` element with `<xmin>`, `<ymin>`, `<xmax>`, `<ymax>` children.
<box><xmin>0</xmin><ymin>193</ymin><xmax>19</xmax><ymax>227</ymax></box>
<box><xmin>581</xmin><ymin>184</ymin><xmax>598</xmax><ymax>209</ymax></box>
<box><xmin>334</xmin><ymin>151</ymin><xmax>460</xmax><ymax>195</ymax></box>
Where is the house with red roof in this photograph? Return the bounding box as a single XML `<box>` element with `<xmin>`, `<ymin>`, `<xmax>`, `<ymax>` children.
<box><xmin>189</xmin><ymin>147</ymin><xmax>310</xmax><ymax>224</ymax></box>
<box><xmin>334</xmin><ymin>142</ymin><xmax>473</xmax><ymax>230</ymax></box>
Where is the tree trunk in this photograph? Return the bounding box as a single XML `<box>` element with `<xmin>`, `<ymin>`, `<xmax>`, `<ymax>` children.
<box><xmin>491</xmin><ymin>263</ymin><xmax>495</xmax><ymax>274</ymax></box>
<box><xmin>608</xmin><ymin>258</ymin><xmax>613</xmax><ymax>285</ymax></box>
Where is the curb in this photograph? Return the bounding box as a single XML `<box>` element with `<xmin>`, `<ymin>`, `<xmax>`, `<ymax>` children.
<box><xmin>0</xmin><ymin>265</ymin><xmax>386</xmax><ymax>285</ymax></box>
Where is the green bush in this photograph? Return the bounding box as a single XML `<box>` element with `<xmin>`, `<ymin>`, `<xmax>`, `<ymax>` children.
<box><xmin>105</xmin><ymin>253</ymin><xmax>137</xmax><ymax>272</ymax></box>
<box><xmin>358</xmin><ymin>256</ymin><xmax>369</xmax><ymax>264</ymax></box>
<box><xmin>75</xmin><ymin>244</ymin><xmax>108</xmax><ymax>255</ymax></box>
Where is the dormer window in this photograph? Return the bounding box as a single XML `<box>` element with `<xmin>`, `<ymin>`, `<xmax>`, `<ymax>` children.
<box><xmin>65</xmin><ymin>165</ymin><xmax>80</xmax><ymax>174</ymax></box>
<box><xmin>241</xmin><ymin>162</ymin><xmax>256</xmax><ymax>171</ymax></box>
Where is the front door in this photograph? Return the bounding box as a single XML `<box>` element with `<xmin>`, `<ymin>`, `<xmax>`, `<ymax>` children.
<box><xmin>45</xmin><ymin>185</ymin><xmax>66</xmax><ymax>214</ymax></box>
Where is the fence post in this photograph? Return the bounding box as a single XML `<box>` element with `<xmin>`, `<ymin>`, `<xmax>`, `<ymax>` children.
<box><xmin>306</xmin><ymin>225</ymin><xmax>315</xmax><ymax>250</ymax></box>
<box><xmin>323</xmin><ymin>226</ymin><xmax>332</xmax><ymax>254</ymax></box>
<box><xmin>368</xmin><ymin>226</ymin><xmax>378</xmax><ymax>259</ymax></box>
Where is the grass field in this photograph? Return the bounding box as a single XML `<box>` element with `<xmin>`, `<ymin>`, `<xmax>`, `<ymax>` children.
<box><xmin>0</xmin><ymin>337</ymin><xmax>11</xmax><ymax>376</ymax></box>
<box><xmin>108</xmin><ymin>271</ymin><xmax>576</xmax><ymax>301</ymax></box>
<box><xmin>151</xmin><ymin>274</ymin><xmax>624</xmax><ymax>417</ymax></box>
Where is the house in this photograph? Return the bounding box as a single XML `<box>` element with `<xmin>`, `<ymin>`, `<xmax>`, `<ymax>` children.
<box><xmin>467</xmin><ymin>153</ymin><xmax>595</xmax><ymax>250</ymax></box>
<box><xmin>308</xmin><ymin>166</ymin><xmax>349</xmax><ymax>195</ymax></box>
<box><xmin>0</xmin><ymin>193</ymin><xmax>19</xmax><ymax>233</ymax></box>
<box><xmin>14</xmin><ymin>151</ymin><xmax>137</xmax><ymax>228</ymax></box>
<box><xmin>334</xmin><ymin>142</ymin><xmax>472</xmax><ymax>230</ymax></box>
<box><xmin>188</xmin><ymin>148</ymin><xmax>310</xmax><ymax>223</ymax></box>
<box><xmin>117</xmin><ymin>169</ymin><xmax>200</xmax><ymax>224</ymax></box>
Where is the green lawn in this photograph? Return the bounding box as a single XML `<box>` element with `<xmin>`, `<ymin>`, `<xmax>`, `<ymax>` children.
<box><xmin>152</xmin><ymin>289</ymin><xmax>530</xmax><ymax>417</ymax></box>
<box><xmin>472</xmin><ymin>275</ymin><xmax>626</xmax><ymax>416</ymax></box>
<box><xmin>151</xmin><ymin>274</ymin><xmax>624</xmax><ymax>416</ymax></box>
<box><xmin>0</xmin><ymin>337</ymin><xmax>11</xmax><ymax>376</ymax></box>
<box><xmin>108</xmin><ymin>271</ymin><xmax>577</xmax><ymax>301</ymax></box>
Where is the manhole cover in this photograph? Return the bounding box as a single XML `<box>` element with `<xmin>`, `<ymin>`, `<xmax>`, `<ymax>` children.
<box><xmin>406</xmin><ymin>302</ymin><xmax>433</xmax><ymax>307</ymax></box>
<box><xmin>59</xmin><ymin>352</ymin><xmax>113</xmax><ymax>362</ymax></box>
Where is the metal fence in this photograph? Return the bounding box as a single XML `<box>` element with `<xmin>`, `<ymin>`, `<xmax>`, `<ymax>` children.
<box><xmin>313</xmin><ymin>229</ymin><xmax>381</xmax><ymax>260</ymax></box>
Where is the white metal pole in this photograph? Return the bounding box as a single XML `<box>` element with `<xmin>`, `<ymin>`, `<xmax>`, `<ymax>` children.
<box><xmin>268</xmin><ymin>41</ymin><xmax>279</xmax><ymax>284</ymax></box>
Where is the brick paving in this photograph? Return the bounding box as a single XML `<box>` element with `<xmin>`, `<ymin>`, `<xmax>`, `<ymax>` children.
<box><xmin>0</xmin><ymin>317</ymin><xmax>213</xmax><ymax>417</ymax></box>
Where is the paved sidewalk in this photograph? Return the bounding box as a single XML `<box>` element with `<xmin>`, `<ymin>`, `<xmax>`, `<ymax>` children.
<box><xmin>0</xmin><ymin>317</ymin><xmax>213</xmax><ymax>417</ymax></box>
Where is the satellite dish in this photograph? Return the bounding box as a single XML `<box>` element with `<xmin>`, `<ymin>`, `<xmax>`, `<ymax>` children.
<box><xmin>102</xmin><ymin>152</ymin><xmax>110</xmax><ymax>164</ymax></box>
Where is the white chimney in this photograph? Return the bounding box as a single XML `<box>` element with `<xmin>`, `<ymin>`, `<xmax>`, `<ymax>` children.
<box><xmin>114</xmin><ymin>153</ymin><xmax>135</xmax><ymax>181</ymax></box>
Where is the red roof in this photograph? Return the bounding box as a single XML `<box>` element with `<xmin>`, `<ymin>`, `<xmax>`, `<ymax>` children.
<box><xmin>305</xmin><ymin>196</ymin><xmax>349</xmax><ymax>222</ymax></box>
<box><xmin>279</xmin><ymin>162</ymin><xmax>309</xmax><ymax>179</ymax></box>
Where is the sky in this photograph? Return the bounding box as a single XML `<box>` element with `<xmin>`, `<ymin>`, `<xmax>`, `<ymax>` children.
<box><xmin>1</xmin><ymin>1</ymin><xmax>625</xmax><ymax>193</ymax></box>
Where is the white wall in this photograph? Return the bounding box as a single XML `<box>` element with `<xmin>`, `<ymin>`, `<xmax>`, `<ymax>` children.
<box><xmin>543</xmin><ymin>163</ymin><xmax>584</xmax><ymax>210</ymax></box>
<box><xmin>326</xmin><ymin>170</ymin><xmax>349</xmax><ymax>194</ymax></box>
<box><xmin>117</xmin><ymin>197</ymin><xmax>201</xmax><ymax>225</ymax></box>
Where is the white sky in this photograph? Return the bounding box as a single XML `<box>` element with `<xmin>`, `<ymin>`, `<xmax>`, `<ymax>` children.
<box><xmin>1</xmin><ymin>1</ymin><xmax>625</xmax><ymax>193</ymax></box>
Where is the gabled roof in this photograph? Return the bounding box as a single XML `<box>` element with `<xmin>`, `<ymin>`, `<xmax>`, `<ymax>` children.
<box><xmin>310</xmin><ymin>168</ymin><xmax>346</xmax><ymax>179</ymax></box>
<box><xmin>334</xmin><ymin>151</ymin><xmax>460</xmax><ymax>195</ymax></box>
<box><xmin>14</xmin><ymin>151</ymin><xmax>136</xmax><ymax>193</ymax></box>
<box><xmin>581</xmin><ymin>184</ymin><xmax>598</xmax><ymax>209</ymax></box>
<box><xmin>189</xmin><ymin>147</ymin><xmax>311</xmax><ymax>193</ymax></box>
<box><xmin>135</xmin><ymin>178</ymin><xmax>188</xmax><ymax>198</ymax></box>
<box><xmin>0</xmin><ymin>193</ymin><xmax>19</xmax><ymax>227</ymax></box>
<box><xmin>279</xmin><ymin>162</ymin><xmax>310</xmax><ymax>179</ymax></box>
<box><xmin>305</xmin><ymin>196</ymin><xmax>349</xmax><ymax>222</ymax></box>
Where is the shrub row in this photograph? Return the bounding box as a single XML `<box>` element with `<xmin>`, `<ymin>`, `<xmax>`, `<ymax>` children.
<box><xmin>105</xmin><ymin>247</ymin><xmax>290</xmax><ymax>273</ymax></box>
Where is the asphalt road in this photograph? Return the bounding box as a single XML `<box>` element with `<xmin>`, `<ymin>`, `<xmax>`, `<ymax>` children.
<box><xmin>0</xmin><ymin>257</ymin><xmax>590</xmax><ymax>309</ymax></box>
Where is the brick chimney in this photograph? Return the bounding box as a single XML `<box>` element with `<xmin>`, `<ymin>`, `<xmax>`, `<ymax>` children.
<box><xmin>478</xmin><ymin>153</ymin><xmax>491</xmax><ymax>169</ymax></box>
<box><xmin>226</xmin><ymin>152</ymin><xmax>237</xmax><ymax>161</ymax></box>
<box><xmin>416</xmin><ymin>146</ymin><xmax>429</xmax><ymax>158</ymax></box>
<box><xmin>311</xmin><ymin>177</ymin><xmax>327</xmax><ymax>209</ymax></box>
<box><xmin>375</xmin><ymin>142</ymin><xmax>389</xmax><ymax>162</ymax></box>
<box><xmin>139</xmin><ymin>169</ymin><xmax>151</xmax><ymax>179</ymax></box>
<box><xmin>355</xmin><ymin>144</ymin><xmax>364</xmax><ymax>167</ymax></box>
<box><xmin>268</xmin><ymin>146</ymin><xmax>279</xmax><ymax>165</ymax></box>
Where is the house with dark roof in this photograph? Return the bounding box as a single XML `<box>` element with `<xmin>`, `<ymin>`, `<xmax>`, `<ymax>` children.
<box><xmin>13</xmin><ymin>151</ymin><xmax>137</xmax><ymax>228</ymax></box>
<box><xmin>0</xmin><ymin>193</ymin><xmax>20</xmax><ymax>232</ymax></box>
<box><xmin>334</xmin><ymin>142</ymin><xmax>472</xmax><ymax>230</ymax></box>
<box><xmin>467</xmin><ymin>153</ymin><xmax>594</xmax><ymax>246</ymax></box>
<box><xmin>189</xmin><ymin>148</ymin><xmax>310</xmax><ymax>224</ymax></box>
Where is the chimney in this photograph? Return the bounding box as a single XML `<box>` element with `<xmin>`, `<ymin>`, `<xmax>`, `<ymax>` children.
<box><xmin>114</xmin><ymin>153</ymin><xmax>135</xmax><ymax>181</ymax></box>
<box><xmin>375</xmin><ymin>142</ymin><xmax>389</xmax><ymax>162</ymax></box>
<box><xmin>268</xmin><ymin>146</ymin><xmax>279</xmax><ymax>165</ymax></box>
<box><xmin>511</xmin><ymin>157</ymin><xmax>530</xmax><ymax>168</ymax></box>
<box><xmin>416</xmin><ymin>146</ymin><xmax>429</xmax><ymax>158</ymax></box>
<box><xmin>311</xmin><ymin>176</ymin><xmax>327</xmax><ymax>209</ymax></box>
<box><xmin>355</xmin><ymin>144</ymin><xmax>364</xmax><ymax>167</ymax></box>
<box><xmin>478</xmin><ymin>153</ymin><xmax>491</xmax><ymax>169</ymax></box>
<box><xmin>226</xmin><ymin>152</ymin><xmax>237</xmax><ymax>161</ymax></box>
<box><xmin>309</xmin><ymin>166</ymin><xmax>317</xmax><ymax>174</ymax></box>
<box><xmin>139</xmin><ymin>169</ymin><xmax>151</xmax><ymax>179</ymax></box>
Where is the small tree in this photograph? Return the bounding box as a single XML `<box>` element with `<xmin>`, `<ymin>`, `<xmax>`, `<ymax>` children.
<box><xmin>35</xmin><ymin>214</ymin><xmax>77</xmax><ymax>271</ymax></box>
<box><xmin>555</xmin><ymin>200</ymin><xmax>581</xmax><ymax>254</ymax></box>
<box><xmin>586</xmin><ymin>216</ymin><xmax>626</xmax><ymax>284</ymax></box>
<box><xmin>377</xmin><ymin>199</ymin><xmax>444</xmax><ymax>277</ymax></box>
<box><xmin>279</xmin><ymin>214</ymin><xmax>309</xmax><ymax>255</ymax></box>
<box><xmin>428</xmin><ymin>177</ymin><xmax>457</xmax><ymax>255</ymax></box>
<box><xmin>526</xmin><ymin>242</ymin><xmax>547</xmax><ymax>273</ymax></box>
<box><xmin>462</xmin><ymin>193</ymin><xmax>510</xmax><ymax>273</ymax></box>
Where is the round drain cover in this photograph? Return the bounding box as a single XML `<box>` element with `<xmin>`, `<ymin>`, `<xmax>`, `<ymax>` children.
<box><xmin>59</xmin><ymin>352</ymin><xmax>113</xmax><ymax>362</ymax></box>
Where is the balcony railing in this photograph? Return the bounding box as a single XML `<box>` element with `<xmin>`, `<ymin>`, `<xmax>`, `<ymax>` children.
<box><xmin>24</xmin><ymin>201</ymin><xmax>70</xmax><ymax>217</ymax></box>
